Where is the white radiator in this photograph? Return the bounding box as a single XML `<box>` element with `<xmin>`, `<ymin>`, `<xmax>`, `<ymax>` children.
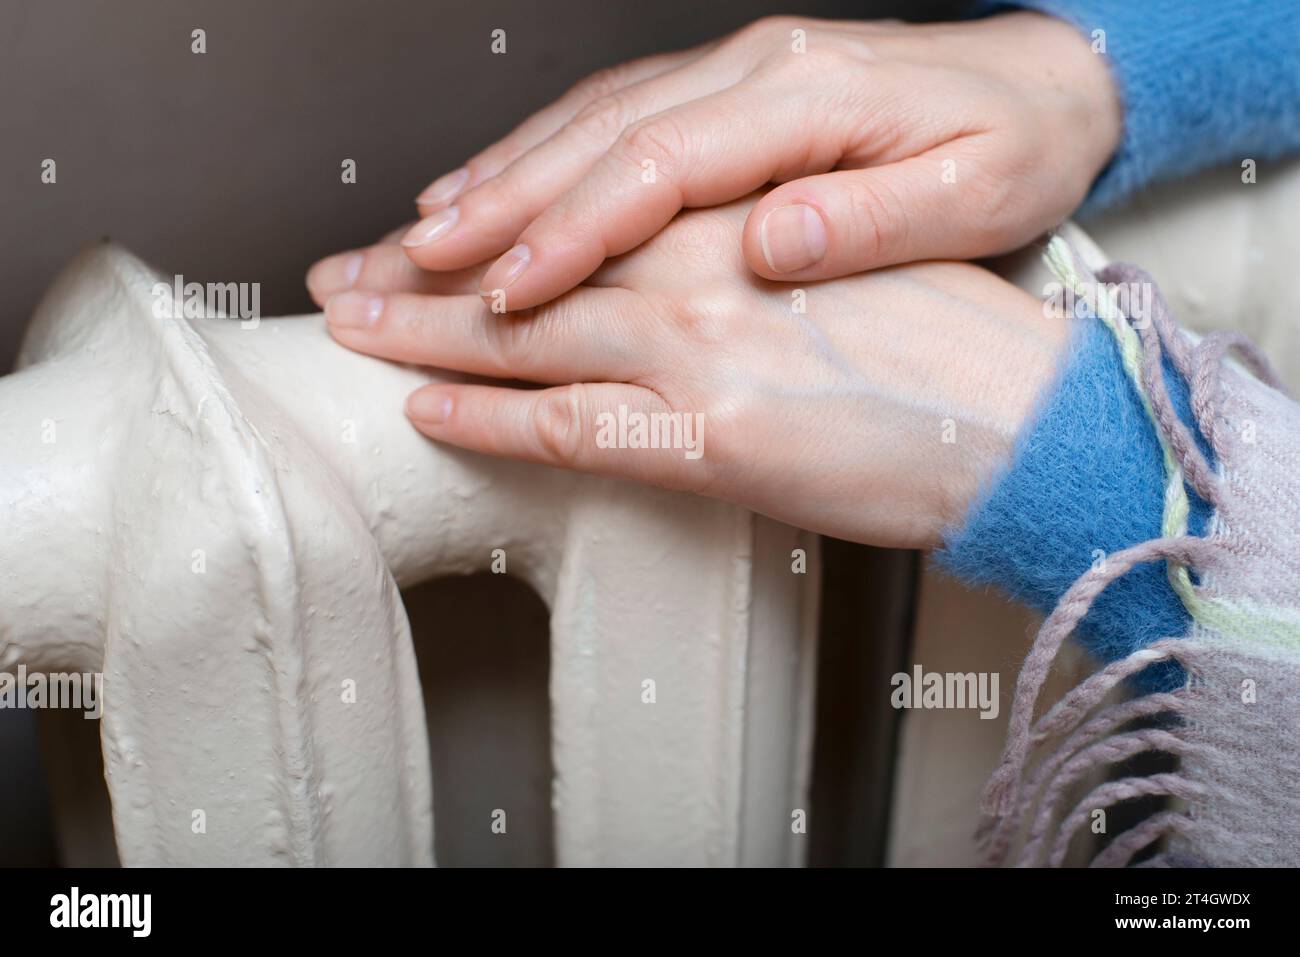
<box><xmin>0</xmin><ymin>245</ymin><xmax>819</xmax><ymax>866</ymax></box>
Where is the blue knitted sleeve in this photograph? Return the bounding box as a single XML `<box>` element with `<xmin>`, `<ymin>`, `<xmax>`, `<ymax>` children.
<box><xmin>977</xmin><ymin>0</ymin><xmax>1300</xmax><ymax>212</ymax></box>
<box><xmin>935</xmin><ymin>316</ymin><xmax>1211</xmax><ymax>690</ymax></box>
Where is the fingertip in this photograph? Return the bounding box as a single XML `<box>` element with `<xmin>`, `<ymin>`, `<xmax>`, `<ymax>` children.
<box><xmin>475</xmin><ymin>233</ymin><xmax>609</xmax><ymax>312</ymax></box>
<box><xmin>415</xmin><ymin>166</ymin><xmax>470</xmax><ymax>209</ymax></box>
<box><xmin>741</xmin><ymin>192</ymin><xmax>792</xmax><ymax>280</ymax></box>
<box><xmin>401</xmin><ymin>207</ymin><xmax>461</xmax><ymax>250</ymax></box>
<box><xmin>741</xmin><ymin>215</ymin><xmax>778</xmax><ymax>281</ymax></box>
<box><xmin>380</xmin><ymin>222</ymin><xmax>417</xmax><ymax>245</ymax></box>
<box><xmin>306</xmin><ymin>251</ymin><xmax>364</xmax><ymax>304</ymax></box>
<box><xmin>406</xmin><ymin>387</ymin><xmax>455</xmax><ymax>427</ymax></box>
<box><xmin>476</xmin><ymin>244</ymin><xmax>532</xmax><ymax>308</ymax></box>
<box><xmin>755</xmin><ymin>202</ymin><xmax>828</xmax><ymax>276</ymax></box>
<box><xmin>324</xmin><ymin>292</ymin><xmax>384</xmax><ymax>338</ymax></box>
<box><xmin>401</xmin><ymin>213</ymin><xmax>506</xmax><ymax>272</ymax></box>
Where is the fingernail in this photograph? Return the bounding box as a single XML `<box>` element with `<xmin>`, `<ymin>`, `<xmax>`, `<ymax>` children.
<box><xmin>479</xmin><ymin>244</ymin><xmax>531</xmax><ymax>296</ymax></box>
<box><xmin>401</xmin><ymin>206</ymin><xmax>460</xmax><ymax>248</ymax></box>
<box><xmin>759</xmin><ymin>204</ymin><xmax>828</xmax><ymax>274</ymax></box>
<box><xmin>408</xmin><ymin>389</ymin><xmax>453</xmax><ymax>424</ymax></box>
<box><xmin>416</xmin><ymin>167</ymin><xmax>469</xmax><ymax>207</ymax></box>
<box><xmin>325</xmin><ymin>291</ymin><xmax>384</xmax><ymax>329</ymax></box>
<box><xmin>308</xmin><ymin>252</ymin><xmax>364</xmax><ymax>297</ymax></box>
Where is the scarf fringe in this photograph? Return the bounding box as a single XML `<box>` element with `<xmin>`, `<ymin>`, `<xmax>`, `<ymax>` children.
<box><xmin>978</xmin><ymin>239</ymin><xmax>1293</xmax><ymax>867</ymax></box>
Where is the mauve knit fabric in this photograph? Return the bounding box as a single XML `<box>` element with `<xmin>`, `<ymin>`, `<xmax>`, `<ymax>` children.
<box><xmin>1167</xmin><ymin>359</ymin><xmax>1300</xmax><ymax>866</ymax></box>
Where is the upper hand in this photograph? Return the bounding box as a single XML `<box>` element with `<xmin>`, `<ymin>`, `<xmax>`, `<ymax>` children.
<box><xmin>353</xmin><ymin>12</ymin><xmax>1119</xmax><ymax>313</ymax></box>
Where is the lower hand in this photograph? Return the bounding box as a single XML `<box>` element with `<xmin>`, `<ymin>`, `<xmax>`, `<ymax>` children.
<box><xmin>321</xmin><ymin>198</ymin><xmax>1068</xmax><ymax>549</ymax></box>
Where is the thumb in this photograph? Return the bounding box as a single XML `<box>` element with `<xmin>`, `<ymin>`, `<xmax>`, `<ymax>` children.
<box><xmin>742</xmin><ymin>153</ymin><xmax>996</xmax><ymax>279</ymax></box>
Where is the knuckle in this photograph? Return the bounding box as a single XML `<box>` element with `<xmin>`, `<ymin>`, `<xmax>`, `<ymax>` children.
<box><xmin>460</xmin><ymin>173</ymin><xmax>515</xmax><ymax>221</ymax></box>
<box><xmin>571</xmin><ymin>65</ymin><xmax>631</xmax><ymax>104</ymax></box>
<box><xmin>845</xmin><ymin>174</ymin><xmax>906</xmax><ymax>264</ymax></box>
<box><xmin>763</xmin><ymin>47</ymin><xmax>846</xmax><ymax>87</ymax></box>
<box><xmin>570</xmin><ymin>93</ymin><xmax>634</xmax><ymax>145</ymax></box>
<box><xmin>671</xmin><ymin>285</ymin><xmax>744</xmax><ymax>348</ymax></box>
<box><xmin>977</xmin><ymin>174</ymin><xmax>1020</xmax><ymax>238</ymax></box>
<box><xmin>758</xmin><ymin>39</ymin><xmax>876</xmax><ymax>100</ymax></box>
<box><xmin>465</xmin><ymin>144</ymin><xmax>515</xmax><ymax>182</ymax></box>
<box><xmin>533</xmin><ymin>384</ymin><xmax>587</xmax><ymax>464</ymax></box>
<box><xmin>392</xmin><ymin>296</ymin><xmax>427</xmax><ymax>338</ymax></box>
<box><xmin>736</xmin><ymin>15</ymin><xmax>796</xmax><ymax>45</ymax></box>
<box><xmin>969</xmin><ymin>144</ymin><xmax>1038</xmax><ymax>247</ymax></box>
<box><xmin>806</xmin><ymin>42</ymin><xmax>871</xmax><ymax>73</ymax></box>
<box><xmin>619</xmin><ymin>116</ymin><xmax>689</xmax><ymax>170</ymax></box>
<box><xmin>481</xmin><ymin>312</ymin><xmax>532</xmax><ymax>376</ymax></box>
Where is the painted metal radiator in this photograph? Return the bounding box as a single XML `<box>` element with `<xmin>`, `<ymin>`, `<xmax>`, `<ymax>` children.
<box><xmin>0</xmin><ymin>245</ymin><xmax>819</xmax><ymax>866</ymax></box>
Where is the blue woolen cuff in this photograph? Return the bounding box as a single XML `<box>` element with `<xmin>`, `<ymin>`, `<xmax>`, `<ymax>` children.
<box><xmin>935</xmin><ymin>316</ymin><xmax>1210</xmax><ymax>690</ymax></box>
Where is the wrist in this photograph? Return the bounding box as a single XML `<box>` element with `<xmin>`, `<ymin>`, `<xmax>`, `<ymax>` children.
<box><xmin>1016</xmin><ymin>11</ymin><xmax>1122</xmax><ymax>182</ymax></box>
<box><xmin>922</xmin><ymin>269</ymin><xmax>1072</xmax><ymax>545</ymax></box>
<box><xmin>936</xmin><ymin>310</ymin><xmax>1207</xmax><ymax>686</ymax></box>
<box><xmin>979</xmin><ymin>11</ymin><xmax>1123</xmax><ymax>202</ymax></box>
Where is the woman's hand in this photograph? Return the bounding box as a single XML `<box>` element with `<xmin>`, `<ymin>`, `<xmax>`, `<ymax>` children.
<box><xmin>324</xmin><ymin>12</ymin><xmax>1118</xmax><ymax>313</ymax></box>
<box><xmin>322</xmin><ymin>198</ymin><xmax>1069</xmax><ymax>549</ymax></box>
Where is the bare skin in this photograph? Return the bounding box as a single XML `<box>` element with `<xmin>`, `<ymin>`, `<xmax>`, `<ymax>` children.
<box><xmin>322</xmin><ymin>199</ymin><xmax>1069</xmax><ymax>549</ymax></box>
<box><xmin>307</xmin><ymin>12</ymin><xmax>1116</xmax><ymax>546</ymax></box>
